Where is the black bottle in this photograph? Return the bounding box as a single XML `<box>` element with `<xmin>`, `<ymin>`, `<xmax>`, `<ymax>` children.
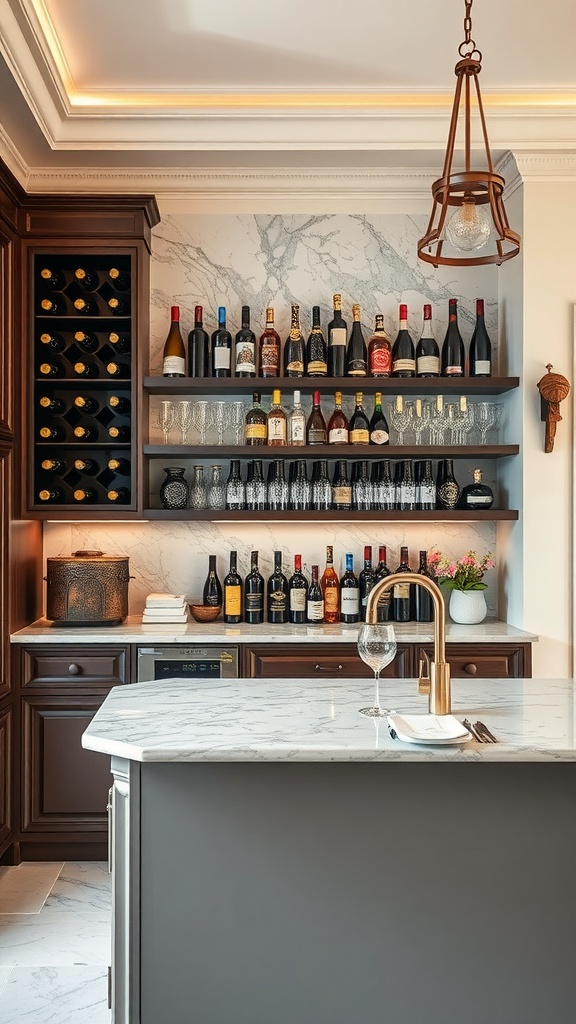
<box><xmin>245</xmin><ymin>460</ymin><xmax>266</xmax><ymax>511</ymax></box>
<box><xmin>284</xmin><ymin>304</ymin><xmax>305</xmax><ymax>377</ymax></box>
<box><xmin>327</xmin><ymin>293</ymin><xmax>347</xmax><ymax>377</ymax></box>
<box><xmin>441</xmin><ymin>298</ymin><xmax>466</xmax><ymax>377</ymax></box>
<box><xmin>414</xmin><ymin>550</ymin><xmax>434</xmax><ymax>623</ymax></box>
<box><xmin>244</xmin><ymin>551</ymin><xmax>265</xmax><ymax>624</ymax></box>
<box><xmin>288</xmin><ymin>554</ymin><xmax>308</xmax><ymax>624</ymax></box>
<box><xmin>415</xmin><ymin>304</ymin><xmax>440</xmax><ymax>377</ymax></box>
<box><xmin>234</xmin><ymin>305</ymin><xmax>257</xmax><ymax>377</ymax></box>
<box><xmin>225</xmin><ymin>460</ymin><xmax>245</xmax><ymax>510</ymax></box>
<box><xmin>39</xmin><ymin>395</ymin><xmax>66</xmax><ymax>414</ymax></box>
<box><xmin>375</xmin><ymin>545</ymin><xmax>393</xmax><ymax>622</ymax></box>
<box><xmin>306</xmin><ymin>565</ymin><xmax>324</xmax><ymax>624</ymax></box>
<box><xmin>437</xmin><ymin>459</ymin><xmax>460</xmax><ymax>510</ymax></box>
<box><xmin>398</xmin><ymin>460</ymin><xmax>416</xmax><ymax>511</ymax></box>
<box><xmin>369</xmin><ymin>392</ymin><xmax>390</xmax><ymax>445</ymax></box>
<box><xmin>391</xmin><ymin>304</ymin><xmax>416</xmax><ymax>377</ymax></box>
<box><xmin>418</xmin><ymin>459</ymin><xmax>436</xmax><ymax>511</ymax></box>
<box><xmin>224</xmin><ymin>551</ymin><xmax>243</xmax><ymax>624</ymax></box>
<box><xmin>188</xmin><ymin>305</ymin><xmax>210</xmax><ymax>378</ymax></box>
<box><xmin>211</xmin><ymin>306</ymin><xmax>232</xmax><ymax>378</ymax></box>
<box><xmin>40</xmin><ymin>267</ymin><xmax>66</xmax><ymax>290</ymax></box>
<box><xmin>39</xmin><ymin>332</ymin><xmax>66</xmax><ymax>353</ymax></box>
<box><xmin>305</xmin><ymin>306</ymin><xmax>328</xmax><ymax>376</ymax></box>
<box><xmin>358</xmin><ymin>545</ymin><xmax>376</xmax><ymax>622</ymax></box>
<box><xmin>202</xmin><ymin>555</ymin><xmax>223</xmax><ymax>607</ymax></box>
<box><xmin>393</xmin><ymin>546</ymin><xmax>413</xmax><ymax>622</ymax></box>
<box><xmin>469</xmin><ymin>298</ymin><xmax>492</xmax><ymax>377</ymax></box>
<box><xmin>332</xmin><ymin>460</ymin><xmax>352</xmax><ymax>511</ymax></box>
<box><xmin>345</xmin><ymin>303</ymin><xmax>367</xmax><ymax>377</ymax></box>
<box><xmin>340</xmin><ymin>553</ymin><xmax>359</xmax><ymax>624</ymax></box>
<box><xmin>461</xmin><ymin>468</ymin><xmax>494</xmax><ymax>510</ymax></box>
<box><xmin>267</xmin><ymin>551</ymin><xmax>289</xmax><ymax>624</ymax></box>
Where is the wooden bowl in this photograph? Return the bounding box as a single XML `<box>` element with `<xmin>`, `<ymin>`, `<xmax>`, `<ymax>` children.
<box><xmin>189</xmin><ymin>604</ymin><xmax>221</xmax><ymax>623</ymax></box>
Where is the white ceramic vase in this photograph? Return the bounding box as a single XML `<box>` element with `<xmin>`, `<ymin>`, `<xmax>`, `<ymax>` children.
<box><xmin>448</xmin><ymin>589</ymin><xmax>487</xmax><ymax>624</ymax></box>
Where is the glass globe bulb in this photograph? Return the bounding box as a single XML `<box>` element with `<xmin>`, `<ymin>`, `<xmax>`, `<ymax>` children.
<box><xmin>445</xmin><ymin>200</ymin><xmax>491</xmax><ymax>252</ymax></box>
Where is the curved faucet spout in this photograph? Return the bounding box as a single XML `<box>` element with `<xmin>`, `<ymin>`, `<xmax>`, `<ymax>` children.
<box><xmin>364</xmin><ymin>573</ymin><xmax>451</xmax><ymax>715</ymax></box>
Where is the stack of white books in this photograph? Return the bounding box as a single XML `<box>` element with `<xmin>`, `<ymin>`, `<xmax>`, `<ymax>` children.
<box><xmin>141</xmin><ymin>593</ymin><xmax>188</xmax><ymax>624</ymax></box>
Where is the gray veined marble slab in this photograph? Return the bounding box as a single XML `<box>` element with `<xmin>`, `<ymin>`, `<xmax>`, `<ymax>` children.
<box><xmin>44</xmin><ymin>863</ymin><xmax>111</xmax><ymax>914</ymax></box>
<box><xmin>82</xmin><ymin>676</ymin><xmax>575</xmax><ymax>763</ymax></box>
<box><xmin>0</xmin><ymin>863</ymin><xmax>63</xmax><ymax>914</ymax></box>
<box><xmin>0</xmin><ymin>966</ymin><xmax>110</xmax><ymax>1024</ymax></box>
<box><xmin>0</xmin><ymin>910</ymin><xmax>110</xmax><ymax>967</ymax></box>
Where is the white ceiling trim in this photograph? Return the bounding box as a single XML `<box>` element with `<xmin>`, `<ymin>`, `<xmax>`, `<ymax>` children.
<box><xmin>0</xmin><ymin>118</ymin><xmax>30</xmax><ymax>186</ymax></box>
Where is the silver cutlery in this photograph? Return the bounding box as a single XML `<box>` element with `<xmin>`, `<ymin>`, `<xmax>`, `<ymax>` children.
<box><xmin>462</xmin><ymin>718</ymin><xmax>485</xmax><ymax>743</ymax></box>
<box><xmin>475</xmin><ymin>720</ymin><xmax>498</xmax><ymax>743</ymax></box>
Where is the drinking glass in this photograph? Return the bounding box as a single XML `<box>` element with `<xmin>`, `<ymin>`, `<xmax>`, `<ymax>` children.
<box><xmin>456</xmin><ymin>400</ymin><xmax>475</xmax><ymax>445</ymax></box>
<box><xmin>489</xmin><ymin>403</ymin><xmax>502</xmax><ymax>443</ymax></box>
<box><xmin>207</xmin><ymin>465</ymin><xmax>226</xmax><ymax>509</ymax></box>
<box><xmin>192</xmin><ymin>401</ymin><xmax>211</xmax><ymax>445</ymax></box>
<box><xmin>390</xmin><ymin>403</ymin><xmax>412</xmax><ymax>445</ymax></box>
<box><xmin>230</xmin><ymin>401</ymin><xmax>246</xmax><ymax>445</ymax></box>
<box><xmin>430</xmin><ymin>400</ymin><xmax>448</xmax><ymax>445</ymax></box>
<box><xmin>156</xmin><ymin>400</ymin><xmax>175</xmax><ymax>444</ymax></box>
<box><xmin>175</xmin><ymin>400</ymin><xmax>193</xmax><ymax>445</ymax></box>
<box><xmin>189</xmin><ymin>465</ymin><xmax>207</xmax><ymax>509</ymax></box>
<box><xmin>413</xmin><ymin>400</ymin><xmax>432</xmax><ymax>446</ymax></box>
<box><xmin>476</xmin><ymin>402</ymin><xmax>496</xmax><ymax>444</ymax></box>
<box><xmin>357</xmin><ymin>623</ymin><xmax>397</xmax><ymax>718</ymax></box>
<box><xmin>212</xmin><ymin>401</ymin><xmax>229</xmax><ymax>445</ymax></box>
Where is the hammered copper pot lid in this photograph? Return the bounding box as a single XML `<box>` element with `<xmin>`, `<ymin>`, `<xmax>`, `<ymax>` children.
<box><xmin>48</xmin><ymin>550</ymin><xmax>128</xmax><ymax>562</ymax></box>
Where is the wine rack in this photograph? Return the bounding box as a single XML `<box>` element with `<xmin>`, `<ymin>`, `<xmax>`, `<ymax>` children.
<box><xmin>29</xmin><ymin>252</ymin><xmax>138</xmax><ymax>514</ymax></box>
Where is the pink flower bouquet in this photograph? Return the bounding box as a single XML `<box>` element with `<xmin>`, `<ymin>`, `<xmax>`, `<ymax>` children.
<box><xmin>426</xmin><ymin>549</ymin><xmax>495</xmax><ymax>592</ymax></box>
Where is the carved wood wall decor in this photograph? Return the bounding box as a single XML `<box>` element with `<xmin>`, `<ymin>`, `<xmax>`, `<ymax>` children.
<box><xmin>537</xmin><ymin>364</ymin><xmax>570</xmax><ymax>453</ymax></box>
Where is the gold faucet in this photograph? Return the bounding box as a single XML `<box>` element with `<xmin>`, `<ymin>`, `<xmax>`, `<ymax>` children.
<box><xmin>365</xmin><ymin>573</ymin><xmax>451</xmax><ymax>715</ymax></box>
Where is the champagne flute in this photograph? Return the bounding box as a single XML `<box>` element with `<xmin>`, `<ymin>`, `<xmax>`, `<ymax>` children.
<box><xmin>156</xmin><ymin>400</ymin><xmax>175</xmax><ymax>444</ymax></box>
<box><xmin>357</xmin><ymin>623</ymin><xmax>397</xmax><ymax>717</ymax></box>
<box><xmin>175</xmin><ymin>400</ymin><xmax>193</xmax><ymax>444</ymax></box>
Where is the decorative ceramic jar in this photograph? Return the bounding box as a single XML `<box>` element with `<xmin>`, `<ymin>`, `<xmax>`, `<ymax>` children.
<box><xmin>448</xmin><ymin>589</ymin><xmax>487</xmax><ymax>624</ymax></box>
<box><xmin>159</xmin><ymin>467</ymin><xmax>189</xmax><ymax>510</ymax></box>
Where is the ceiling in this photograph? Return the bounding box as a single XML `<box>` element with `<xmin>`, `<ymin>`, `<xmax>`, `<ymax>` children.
<box><xmin>0</xmin><ymin>0</ymin><xmax>575</xmax><ymax>193</ymax></box>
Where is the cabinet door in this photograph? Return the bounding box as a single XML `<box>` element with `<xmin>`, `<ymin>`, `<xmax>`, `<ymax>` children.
<box><xmin>21</xmin><ymin>692</ymin><xmax>114</xmax><ymax>833</ymax></box>
<box><xmin>418</xmin><ymin>643</ymin><xmax>531</xmax><ymax>679</ymax></box>
<box><xmin>0</xmin><ymin>705</ymin><xmax>11</xmax><ymax>851</ymax></box>
<box><xmin>244</xmin><ymin>643</ymin><xmax>413</xmax><ymax>679</ymax></box>
<box><xmin>21</xmin><ymin>645</ymin><xmax>129</xmax><ymax>690</ymax></box>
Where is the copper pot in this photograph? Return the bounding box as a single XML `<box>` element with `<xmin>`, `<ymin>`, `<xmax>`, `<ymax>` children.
<box><xmin>45</xmin><ymin>550</ymin><xmax>130</xmax><ymax>626</ymax></box>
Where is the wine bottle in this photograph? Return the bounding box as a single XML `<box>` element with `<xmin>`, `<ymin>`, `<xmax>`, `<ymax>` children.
<box><xmin>108</xmin><ymin>425</ymin><xmax>130</xmax><ymax>442</ymax></box>
<box><xmin>461</xmin><ymin>468</ymin><xmax>494</xmax><ymax>509</ymax></box>
<box><xmin>289</xmin><ymin>460</ymin><xmax>311</xmax><ymax>510</ymax></box>
<box><xmin>368</xmin><ymin>314</ymin><xmax>392</xmax><ymax>377</ymax></box>
<box><xmin>74</xmin><ymin>425</ymin><xmax>98</xmax><ymax>441</ymax></box>
<box><xmin>267</xmin><ymin>550</ymin><xmax>289</xmax><ymax>624</ymax></box>
<box><xmin>224</xmin><ymin>551</ymin><xmax>243</xmax><ymax>624</ymax></box>
<box><xmin>74</xmin><ymin>458</ymin><xmax>99</xmax><ymax>474</ymax></box>
<box><xmin>73</xmin><ymin>395</ymin><xmax>99</xmax><ymax>414</ymax></box>
<box><xmin>327</xmin><ymin>294</ymin><xmax>347</xmax><ymax>377</ymax></box>
<box><xmin>107</xmin><ymin>487</ymin><xmax>130</xmax><ymax>503</ymax></box>
<box><xmin>398</xmin><ymin>460</ymin><xmax>416</xmax><ymax>511</ymax></box>
<box><xmin>74</xmin><ymin>330</ymin><xmax>99</xmax><ymax>353</ymax></box>
<box><xmin>288</xmin><ymin>390</ymin><xmax>306</xmax><ymax>446</ymax></box>
<box><xmin>39</xmin><ymin>360</ymin><xmax>65</xmax><ymax>378</ymax></box>
<box><xmin>284</xmin><ymin>304</ymin><xmax>305</xmax><ymax>377</ymax></box>
<box><xmin>225</xmin><ymin>460</ymin><xmax>245</xmax><ymax>510</ymax></box>
<box><xmin>74</xmin><ymin>268</ymin><xmax>99</xmax><ymax>290</ymax></box>
<box><xmin>40</xmin><ymin>332</ymin><xmax>65</xmax><ymax>352</ymax></box>
<box><xmin>306</xmin><ymin>306</ymin><xmax>328</xmax><ymax>377</ymax></box>
<box><xmin>244</xmin><ymin>551</ymin><xmax>264</xmax><ymax>624</ymax></box>
<box><xmin>106</xmin><ymin>296</ymin><xmax>129</xmax><ymax>316</ymax></box>
<box><xmin>375</xmin><ymin>545</ymin><xmax>393</xmax><ymax>622</ymax></box>
<box><xmin>109</xmin><ymin>395</ymin><xmax>131</xmax><ymax>414</ymax></box>
<box><xmin>202</xmin><ymin>554</ymin><xmax>223</xmax><ymax>607</ymax></box>
<box><xmin>108</xmin><ymin>361</ymin><xmax>130</xmax><ymax>378</ymax></box>
<box><xmin>245</xmin><ymin>461</ymin><xmax>266</xmax><ymax>511</ymax></box>
<box><xmin>368</xmin><ymin>392</ymin><xmax>390</xmax><ymax>445</ymax></box>
<box><xmin>345</xmin><ymin>303</ymin><xmax>367</xmax><ymax>377</ymax></box>
<box><xmin>306</xmin><ymin>390</ymin><xmax>327</xmax><ymax>444</ymax></box>
<box><xmin>39</xmin><ymin>395</ymin><xmax>65</xmax><ymax>413</ymax></box>
<box><xmin>327</xmin><ymin>392</ymin><xmax>349</xmax><ymax>444</ymax></box>
<box><xmin>259</xmin><ymin>307</ymin><xmax>280</xmax><ymax>377</ymax></box>
<box><xmin>267</xmin><ymin>389</ymin><xmax>287</xmax><ymax>446</ymax></box>
<box><xmin>108</xmin><ymin>267</ymin><xmax>131</xmax><ymax>290</ymax></box>
<box><xmin>358</xmin><ymin>545</ymin><xmax>376</xmax><ymax>622</ymax></box>
<box><xmin>188</xmin><ymin>305</ymin><xmax>210</xmax><ymax>378</ymax></box>
<box><xmin>39</xmin><ymin>425</ymin><xmax>65</xmax><ymax>442</ymax></box>
<box><xmin>312</xmin><ymin>459</ymin><xmax>332</xmax><ymax>510</ymax></box>
<box><xmin>40</xmin><ymin>267</ymin><xmax>65</xmax><ymax>289</ymax></box>
<box><xmin>73</xmin><ymin>360</ymin><xmax>98</xmax><ymax>378</ymax></box>
<box><xmin>40</xmin><ymin>297</ymin><xmax>67</xmax><ymax>315</ymax></box>
<box><xmin>107</xmin><ymin>457</ymin><xmax>130</xmax><ymax>475</ymax></box>
<box><xmin>73</xmin><ymin>297</ymin><xmax>99</xmax><ymax>316</ymax></box>
<box><xmin>391</xmin><ymin>304</ymin><xmax>416</xmax><ymax>377</ymax></box>
<box><xmin>38</xmin><ymin>488</ymin><xmax>62</xmax><ymax>503</ymax></box>
<box><xmin>393</xmin><ymin>546</ymin><xmax>413</xmax><ymax>622</ymax></box>
<box><xmin>441</xmin><ymin>298</ymin><xmax>466</xmax><ymax>377</ymax></box>
<box><xmin>416</xmin><ymin>304</ymin><xmax>440</xmax><ymax>377</ymax></box>
<box><xmin>162</xmin><ymin>306</ymin><xmax>186</xmax><ymax>378</ymax></box>
<box><xmin>41</xmin><ymin>458</ymin><xmax>67</xmax><ymax>473</ymax></box>
<box><xmin>340</xmin><ymin>553</ymin><xmax>359</xmax><ymax>623</ymax></box>
<box><xmin>288</xmin><ymin>555</ymin><xmax>308</xmax><ymax>624</ymax></box>
<box><xmin>234</xmin><ymin>305</ymin><xmax>257</xmax><ymax>377</ymax></box>
<box><xmin>267</xmin><ymin>460</ymin><xmax>289</xmax><ymax>511</ymax></box>
<box><xmin>73</xmin><ymin>487</ymin><xmax>97</xmax><ymax>502</ymax></box>
<box><xmin>414</xmin><ymin>550</ymin><xmax>434</xmax><ymax>623</ymax></box>
<box><xmin>469</xmin><ymin>298</ymin><xmax>492</xmax><ymax>377</ymax></box>
<box><xmin>211</xmin><ymin>306</ymin><xmax>232</xmax><ymax>378</ymax></box>
<box><xmin>436</xmin><ymin>459</ymin><xmax>460</xmax><ymax>509</ymax></box>
<box><xmin>306</xmin><ymin>565</ymin><xmax>324</xmax><ymax>624</ymax></box>
<box><xmin>321</xmin><ymin>545</ymin><xmax>340</xmax><ymax>624</ymax></box>
<box><xmin>349</xmin><ymin>392</ymin><xmax>370</xmax><ymax>445</ymax></box>
<box><xmin>332</xmin><ymin>460</ymin><xmax>352</xmax><ymax>511</ymax></box>
<box><xmin>244</xmin><ymin>392</ymin><xmax>267</xmax><ymax>445</ymax></box>
<box><xmin>108</xmin><ymin>332</ymin><xmax>131</xmax><ymax>355</ymax></box>
<box><xmin>418</xmin><ymin>459</ymin><xmax>436</xmax><ymax>511</ymax></box>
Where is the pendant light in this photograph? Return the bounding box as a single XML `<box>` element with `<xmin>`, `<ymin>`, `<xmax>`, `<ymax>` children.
<box><xmin>417</xmin><ymin>0</ymin><xmax>520</xmax><ymax>268</ymax></box>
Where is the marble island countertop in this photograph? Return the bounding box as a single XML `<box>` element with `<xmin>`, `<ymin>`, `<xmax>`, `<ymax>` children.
<box><xmin>82</xmin><ymin>676</ymin><xmax>573</xmax><ymax>763</ymax></box>
<box><xmin>12</xmin><ymin>616</ymin><xmax>538</xmax><ymax>645</ymax></box>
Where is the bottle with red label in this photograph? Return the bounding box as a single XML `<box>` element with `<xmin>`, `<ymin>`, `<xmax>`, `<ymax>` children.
<box><xmin>391</xmin><ymin>304</ymin><xmax>416</xmax><ymax>377</ymax></box>
<box><xmin>440</xmin><ymin>298</ymin><xmax>466</xmax><ymax>377</ymax></box>
<box><xmin>416</xmin><ymin>304</ymin><xmax>440</xmax><ymax>377</ymax></box>
<box><xmin>368</xmin><ymin>314</ymin><xmax>392</xmax><ymax>377</ymax></box>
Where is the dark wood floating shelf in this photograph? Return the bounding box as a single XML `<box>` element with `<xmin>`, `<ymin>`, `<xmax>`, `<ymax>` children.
<box><xmin>144</xmin><ymin>444</ymin><xmax>519</xmax><ymax>459</ymax></box>
<box><xmin>144</xmin><ymin>376</ymin><xmax>520</xmax><ymax>396</ymax></box>
<box><xmin>143</xmin><ymin>509</ymin><xmax>519</xmax><ymax>522</ymax></box>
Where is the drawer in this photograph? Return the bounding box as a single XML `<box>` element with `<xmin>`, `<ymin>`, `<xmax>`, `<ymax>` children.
<box><xmin>418</xmin><ymin>644</ymin><xmax>530</xmax><ymax>680</ymax></box>
<box><xmin>20</xmin><ymin>646</ymin><xmax>129</xmax><ymax>688</ymax></box>
<box><xmin>244</xmin><ymin>644</ymin><xmax>413</xmax><ymax>679</ymax></box>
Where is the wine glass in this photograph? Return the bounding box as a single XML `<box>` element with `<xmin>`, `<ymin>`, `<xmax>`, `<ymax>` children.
<box><xmin>476</xmin><ymin>402</ymin><xmax>496</xmax><ymax>444</ymax></box>
<box><xmin>389</xmin><ymin>403</ymin><xmax>412</xmax><ymax>445</ymax></box>
<box><xmin>192</xmin><ymin>401</ymin><xmax>211</xmax><ymax>445</ymax></box>
<box><xmin>212</xmin><ymin>401</ymin><xmax>229</xmax><ymax>445</ymax></box>
<box><xmin>413</xmin><ymin>400</ymin><xmax>431</xmax><ymax>445</ymax></box>
<box><xmin>175</xmin><ymin>400</ymin><xmax>193</xmax><ymax>444</ymax></box>
<box><xmin>156</xmin><ymin>400</ymin><xmax>175</xmax><ymax>444</ymax></box>
<box><xmin>230</xmin><ymin>401</ymin><xmax>246</xmax><ymax>445</ymax></box>
<box><xmin>357</xmin><ymin>623</ymin><xmax>397</xmax><ymax>717</ymax></box>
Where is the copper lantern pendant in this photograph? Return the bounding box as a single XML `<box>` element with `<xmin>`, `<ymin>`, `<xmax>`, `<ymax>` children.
<box><xmin>417</xmin><ymin>0</ymin><xmax>521</xmax><ymax>268</ymax></box>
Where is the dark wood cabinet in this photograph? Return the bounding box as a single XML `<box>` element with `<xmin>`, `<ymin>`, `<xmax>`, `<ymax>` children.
<box><xmin>0</xmin><ymin>706</ymin><xmax>11</xmax><ymax>851</ymax></box>
<box><xmin>244</xmin><ymin>643</ymin><xmax>413</xmax><ymax>679</ymax></box>
<box><xmin>417</xmin><ymin>643</ymin><xmax>531</xmax><ymax>679</ymax></box>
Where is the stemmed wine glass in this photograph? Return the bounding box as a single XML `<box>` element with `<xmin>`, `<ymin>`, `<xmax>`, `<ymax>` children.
<box><xmin>389</xmin><ymin>402</ymin><xmax>412</xmax><ymax>445</ymax></box>
<box><xmin>212</xmin><ymin>401</ymin><xmax>229</xmax><ymax>445</ymax></box>
<box><xmin>476</xmin><ymin>402</ymin><xmax>496</xmax><ymax>444</ymax></box>
<box><xmin>192</xmin><ymin>401</ymin><xmax>211</xmax><ymax>445</ymax></box>
<box><xmin>357</xmin><ymin>623</ymin><xmax>397</xmax><ymax>718</ymax></box>
<box><xmin>175</xmin><ymin>401</ymin><xmax>193</xmax><ymax>444</ymax></box>
<box><xmin>230</xmin><ymin>401</ymin><xmax>246</xmax><ymax>445</ymax></box>
<box><xmin>413</xmin><ymin>400</ymin><xmax>432</xmax><ymax>445</ymax></box>
<box><xmin>156</xmin><ymin>400</ymin><xmax>175</xmax><ymax>444</ymax></box>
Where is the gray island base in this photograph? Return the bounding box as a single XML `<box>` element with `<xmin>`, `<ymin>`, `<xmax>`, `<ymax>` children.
<box><xmin>83</xmin><ymin>678</ymin><xmax>576</xmax><ymax>1024</ymax></box>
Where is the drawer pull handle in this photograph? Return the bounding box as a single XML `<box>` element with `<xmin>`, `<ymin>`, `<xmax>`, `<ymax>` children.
<box><xmin>463</xmin><ymin>663</ymin><xmax>478</xmax><ymax>675</ymax></box>
<box><xmin>315</xmin><ymin>663</ymin><xmax>343</xmax><ymax>672</ymax></box>
<box><xmin>68</xmin><ymin>663</ymin><xmax>80</xmax><ymax>675</ymax></box>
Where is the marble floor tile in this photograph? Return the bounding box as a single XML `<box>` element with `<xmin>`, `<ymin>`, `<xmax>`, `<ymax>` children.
<box><xmin>0</xmin><ymin>910</ymin><xmax>110</xmax><ymax>967</ymax></box>
<box><xmin>0</xmin><ymin>863</ymin><xmax>63</xmax><ymax>914</ymax></box>
<box><xmin>0</xmin><ymin>966</ymin><xmax>14</xmax><ymax>998</ymax></box>
<box><xmin>45</xmin><ymin>862</ymin><xmax>111</xmax><ymax>913</ymax></box>
<box><xmin>0</xmin><ymin>966</ymin><xmax>110</xmax><ymax>1023</ymax></box>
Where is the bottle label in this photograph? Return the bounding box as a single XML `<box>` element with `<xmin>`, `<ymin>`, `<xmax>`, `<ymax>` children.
<box><xmin>225</xmin><ymin>585</ymin><xmax>242</xmax><ymax>616</ymax></box>
<box><xmin>444</xmin><ymin>366</ymin><xmax>463</xmax><ymax>376</ymax></box>
<box><xmin>236</xmin><ymin>343</ymin><xmax>255</xmax><ymax>374</ymax></box>
<box><xmin>392</xmin><ymin>357</ymin><xmax>416</xmax><ymax>373</ymax></box>
<box><xmin>324</xmin><ymin>588</ymin><xmax>339</xmax><ymax>614</ymax></box>
<box><xmin>245</xmin><ymin>593</ymin><xmax>263</xmax><ymax>612</ymax></box>
<box><xmin>370</xmin><ymin>347</ymin><xmax>392</xmax><ymax>374</ymax></box>
<box><xmin>290</xmin><ymin>589</ymin><xmax>306</xmax><ymax>612</ymax></box>
<box><xmin>416</xmin><ymin>355</ymin><xmax>440</xmax><ymax>374</ymax></box>
<box><xmin>308</xmin><ymin>428</ymin><xmax>327</xmax><ymax>443</ymax></box>
<box><xmin>330</xmin><ymin>328</ymin><xmax>347</xmax><ymax>348</ymax></box>
<box><xmin>350</xmin><ymin>428</ymin><xmax>369</xmax><ymax>444</ymax></box>
<box><xmin>419</xmin><ymin>484</ymin><xmax>436</xmax><ymax>505</ymax></box>
<box><xmin>245</xmin><ymin>423</ymin><xmax>267</xmax><ymax>440</ymax></box>
<box><xmin>290</xmin><ymin>417</ymin><xmax>305</xmax><ymax>444</ymax></box>
<box><xmin>466</xmin><ymin>494</ymin><xmax>492</xmax><ymax>506</ymax></box>
<box><xmin>341</xmin><ymin>589</ymin><xmax>359</xmax><ymax>614</ymax></box>
<box><xmin>214</xmin><ymin>348</ymin><xmax>231</xmax><ymax>370</ymax></box>
<box><xmin>260</xmin><ymin>343</ymin><xmax>279</xmax><ymax>374</ymax></box>
<box><xmin>347</xmin><ymin>364</ymin><xmax>367</xmax><ymax>376</ymax></box>
<box><xmin>333</xmin><ymin>485</ymin><xmax>352</xmax><ymax>505</ymax></box>
<box><xmin>163</xmin><ymin>355</ymin><xmax>185</xmax><ymax>375</ymax></box>
<box><xmin>267</xmin><ymin>417</ymin><xmax>287</xmax><ymax>442</ymax></box>
<box><xmin>286</xmin><ymin>358</ymin><xmax>304</xmax><ymax>374</ymax></box>
<box><xmin>329</xmin><ymin>428</ymin><xmax>348</xmax><ymax>444</ymax></box>
<box><xmin>473</xmin><ymin>360</ymin><xmax>491</xmax><ymax>375</ymax></box>
<box><xmin>307</xmin><ymin>359</ymin><xmax>327</xmax><ymax>375</ymax></box>
<box><xmin>393</xmin><ymin>583</ymin><xmax>411</xmax><ymax>600</ymax></box>
<box><xmin>269</xmin><ymin>590</ymin><xmax>287</xmax><ymax>612</ymax></box>
<box><xmin>307</xmin><ymin>599</ymin><xmax>324</xmax><ymax>622</ymax></box>
<box><xmin>370</xmin><ymin>429</ymin><xmax>389</xmax><ymax>445</ymax></box>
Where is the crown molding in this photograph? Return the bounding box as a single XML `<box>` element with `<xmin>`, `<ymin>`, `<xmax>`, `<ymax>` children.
<box><xmin>0</xmin><ymin>121</ymin><xmax>30</xmax><ymax>188</ymax></box>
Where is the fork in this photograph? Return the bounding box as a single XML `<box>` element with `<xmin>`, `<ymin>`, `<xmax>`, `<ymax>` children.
<box><xmin>462</xmin><ymin>718</ymin><xmax>486</xmax><ymax>743</ymax></box>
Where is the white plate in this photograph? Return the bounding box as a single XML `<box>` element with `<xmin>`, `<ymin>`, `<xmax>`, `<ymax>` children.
<box><xmin>387</xmin><ymin>713</ymin><xmax>472</xmax><ymax>745</ymax></box>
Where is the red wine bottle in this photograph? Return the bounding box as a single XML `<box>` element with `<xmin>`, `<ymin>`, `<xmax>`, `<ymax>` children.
<box><xmin>441</xmin><ymin>298</ymin><xmax>465</xmax><ymax>377</ymax></box>
<box><xmin>469</xmin><ymin>298</ymin><xmax>492</xmax><ymax>377</ymax></box>
<box><xmin>414</xmin><ymin>550</ymin><xmax>434</xmax><ymax>623</ymax></box>
<box><xmin>267</xmin><ymin>550</ymin><xmax>289</xmax><ymax>624</ymax></box>
<box><xmin>340</xmin><ymin>553</ymin><xmax>359</xmax><ymax>623</ymax></box>
<box><xmin>393</xmin><ymin>546</ymin><xmax>413</xmax><ymax>622</ymax></box>
<box><xmin>416</xmin><ymin>304</ymin><xmax>440</xmax><ymax>377</ymax></box>
<box><xmin>288</xmin><ymin>554</ymin><xmax>307</xmax><ymax>624</ymax></box>
<box><xmin>188</xmin><ymin>305</ymin><xmax>210</xmax><ymax>377</ymax></box>
<box><xmin>345</xmin><ymin>303</ymin><xmax>367</xmax><ymax>377</ymax></box>
<box><xmin>234</xmin><ymin>306</ymin><xmax>257</xmax><ymax>377</ymax></box>
<box><xmin>224</xmin><ymin>551</ymin><xmax>243</xmax><ymax>624</ymax></box>
<box><xmin>327</xmin><ymin>293</ymin><xmax>347</xmax><ymax>377</ymax></box>
<box><xmin>391</xmin><ymin>304</ymin><xmax>416</xmax><ymax>377</ymax></box>
<box><xmin>284</xmin><ymin>304</ymin><xmax>305</xmax><ymax>377</ymax></box>
<box><xmin>306</xmin><ymin>306</ymin><xmax>328</xmax><ymax>376</ymax></box>
<box><xmin>212</xmin><ymin>306</ymin><xmax>232</xmax><ymax>378</ymax></box>
<box><xmin>244</xmin><ymin>551</ymin><xmax>264</xmax><ymax>624</ymax></box>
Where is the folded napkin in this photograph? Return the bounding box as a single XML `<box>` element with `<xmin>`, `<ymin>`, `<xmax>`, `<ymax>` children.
<box><xmin>145</xmin><ymin>593</ymin><xmax>187</xmax><ymax>608</ymax></box>
<box><xmin>142</xmin><ymin>610</ymin><xmax>188</xmax><ymax>623</ymax></box>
